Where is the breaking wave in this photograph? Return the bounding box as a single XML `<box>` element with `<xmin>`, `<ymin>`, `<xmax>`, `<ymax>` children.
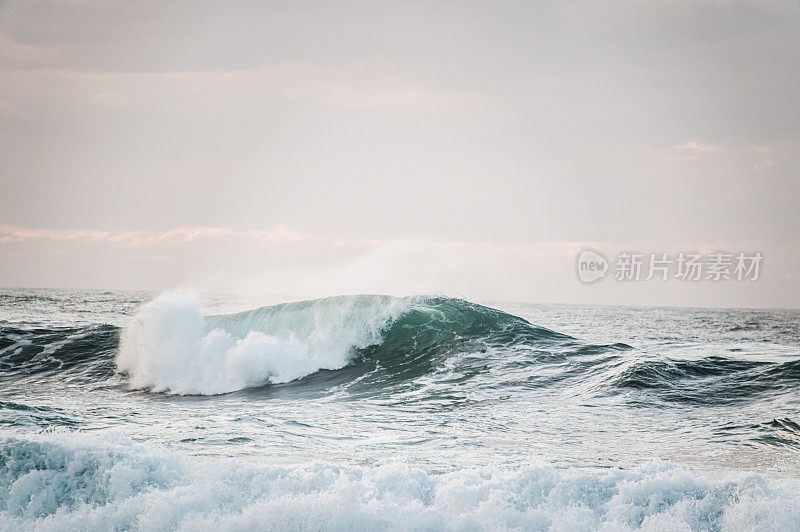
<box><xmin>116</xmin><ymin>293</ymin><xmax>412</xmax><ymax>394</ymax></box>
<box><xmin>115</xmin><ymin>293</ymin><xmax>568</xmax><ymax>395</ymax></box>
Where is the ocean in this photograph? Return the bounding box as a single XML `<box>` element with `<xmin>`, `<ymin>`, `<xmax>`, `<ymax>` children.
<box><xmin>1</xmin><ymin>288</ymin><xmax>799</xmax><ymax>530</ymax></box>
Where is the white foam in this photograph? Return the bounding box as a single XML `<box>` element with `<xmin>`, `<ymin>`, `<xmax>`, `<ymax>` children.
<box><xmin>1</xmin><ymin>432</ymin><xmax>799</xmax><ymax>531</ymax></box>
<box><xmin>116</xmin><ymin>292</ymin><xmax>411</xmax><ymax>395</ymax></box>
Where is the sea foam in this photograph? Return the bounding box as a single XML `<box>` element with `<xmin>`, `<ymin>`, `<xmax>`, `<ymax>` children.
<box><xmin>116</xmin><ymin>292</ymin><xmax>411</xmax><ymax>395</ymax></box>
<box><xmin>1</xmin><ymin>432</ymin><xmax>799</xmax><ymax>531</ymax></box>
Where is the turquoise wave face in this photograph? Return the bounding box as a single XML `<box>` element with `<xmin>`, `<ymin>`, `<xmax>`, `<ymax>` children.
<box><xmin>213</xmin><ymin>295</ymin><xmax>577</xmax><ymax>388</ymax></box>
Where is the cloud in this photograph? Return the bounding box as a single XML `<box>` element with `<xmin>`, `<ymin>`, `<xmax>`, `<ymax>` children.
<box><xmin>0</xmin><ymin>226</ymin><xmax>113</xmax><ymax>243</ymax></box>
<box><xmin>673</xmin><ymin>141</ymin><xmax>720</xmax><ymax>153</ymax></box>
<box><xmin>1</xmin><ymin>63</ymin><xmax>486</xmax><ymax>113</ymax></box>
<box><xmin>0</xmin><ymin>224</ymin><xmax>370</xmax><ymax>246</ymax></box>
<box><xmin>0</xmin><ymin>223</ymin><xmax>592</xmax><ymax>258</ymax></box>
<box><xmin>0</xmin><ymin>32</ymin><xmax>61</xmax><ymax>69</ymax></box>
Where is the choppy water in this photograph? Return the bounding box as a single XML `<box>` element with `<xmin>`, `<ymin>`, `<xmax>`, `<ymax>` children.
<box><xmin>1</xmin><ymin>288</ymin><xmax>799</xmax><ymax>530</ymax></box>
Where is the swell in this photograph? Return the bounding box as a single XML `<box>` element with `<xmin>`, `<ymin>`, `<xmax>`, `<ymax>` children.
<box><xmin>610</xmin><ymin>356</ymin><xmax>800</xmax><ymax>405</ymax></box>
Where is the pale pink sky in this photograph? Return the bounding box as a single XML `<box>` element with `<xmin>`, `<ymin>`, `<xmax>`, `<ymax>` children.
<box><xmin>1</xmin><ymin>1</ymin><xmax>798</xmax><ymax>307</ymax></box>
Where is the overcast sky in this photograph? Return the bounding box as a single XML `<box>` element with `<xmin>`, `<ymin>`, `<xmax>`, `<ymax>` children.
<box><xmin>1</xmin><ymin>0</ymin><xmax>798</xmax><ymax>307</ymax></box>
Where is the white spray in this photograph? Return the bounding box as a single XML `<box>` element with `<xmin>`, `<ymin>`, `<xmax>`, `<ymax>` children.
<box><xmin>116</xmin><ymin>292</ymin><xmax>411</xmax><ymax>395</ymax></box>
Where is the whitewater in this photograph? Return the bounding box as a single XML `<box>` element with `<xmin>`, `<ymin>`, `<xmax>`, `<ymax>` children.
<box><xmin>1</xmin><ymin>289</ymin><xmax>799</xmax><ymax>530</ymax></box>
<box><xmin>117</xmin><ymin>293</ymin><xmax>413</xmax><ymax>394</ymax></box>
